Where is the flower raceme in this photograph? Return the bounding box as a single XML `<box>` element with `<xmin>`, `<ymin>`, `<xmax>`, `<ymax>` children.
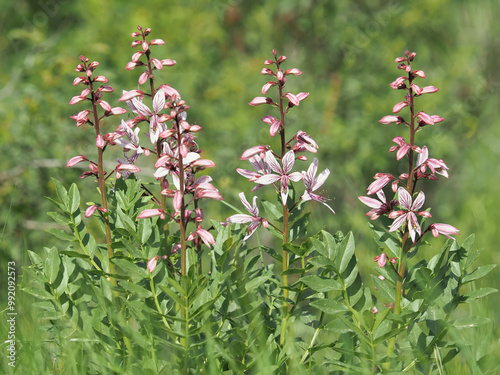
<box><xmin>69</xmin><ymin>26</ymin><xmax>223</xmax><ymax>275</ymax></box>
<box><xmin>359</xmin><ymin>50</ymin><xmax>458</xmax><ymax>245</ymax></box>
<box><xmin>230</xmin><ymin>49</ymin><xmax>334</xmax><ymax>249</ymax></box>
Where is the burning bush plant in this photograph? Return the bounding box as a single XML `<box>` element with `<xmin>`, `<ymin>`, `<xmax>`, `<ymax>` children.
<box><xmin>19</xmin><ymin>27</ymin><xmax>496</xmax><ymax>374</ymax></box>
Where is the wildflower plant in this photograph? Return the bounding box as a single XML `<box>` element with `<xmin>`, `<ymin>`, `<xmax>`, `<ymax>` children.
<box><xmin>17</xmin><ymin>26</ymin><xmax>496</xmax><ymax>375</ymax></box>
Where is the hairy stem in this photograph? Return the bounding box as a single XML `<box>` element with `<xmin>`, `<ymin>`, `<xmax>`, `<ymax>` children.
<box><xmin>89</xmin><ymin>83</ymin><xmax>115</xmax><ymax>284</ymax></box>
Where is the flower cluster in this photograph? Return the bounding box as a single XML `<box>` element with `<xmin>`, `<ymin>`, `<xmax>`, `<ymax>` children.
<box><xmin>67</xmin><ymin>26</ymin><xmax>222</xmax><ymax>273</ymax></box>
<box><xmin>228</xmin><ymin>50</ymin><xmax>334</xmax><ymax>241</ymax></box>
<box><xmin>359</xmin><ymin>50</ymin><xmax>458</xmax><ymax>262</ymax></box>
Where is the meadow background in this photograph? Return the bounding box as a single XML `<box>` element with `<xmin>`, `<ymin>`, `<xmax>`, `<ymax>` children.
<box><xmin>1</xmin><ymin>0</ymin><xmax>499</xmax><ymax>370</ymax></box>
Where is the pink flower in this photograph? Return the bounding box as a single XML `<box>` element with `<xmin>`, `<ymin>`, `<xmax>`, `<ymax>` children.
<box><xmin>375</xmin><ymin>252</ymin><xmax>387</xmax><ymax>267</ymax></box>
<box><xmin>249</xmin><ymin>96</ymin><xmax>274</xmax><ymax>106</ymax></box>
<box><xmin>194</xmin><ymin>182</ymin><xmax>223</xmax><ymax>201</ymax></box>
<box><xmin>187</xmin><ymin>226</ymin><xmax>216</xmax><ymax>247</ymax></box>
<box><xmin>240</xmin><ymin>145</ymin><xmax>268</xmax><ymax>160</ymax></box>
<box><xmin>236</xmin><ymin>154</ymin><xmax>271</xmax><ymax>192</ymax></box>
<box><xmin>393</xmin><ymin>101</ymin><xmax>409</xmax><ymax>113</ymax></box>
<box><xmin>379</xmin><ymin>115</ymin><xmax>405</xmax><ymax>125</ymax></box>
<box><xmin>428</xmin><ymin>223</ymin><xmax>459</xmax><ymax>239</ymax></box>
<box><xmin>293</xmin><ymin>130</ymin><xmax>318</xmax><ymax>154</ymax></box>
<box><xmin>261</xmin><ymin>116</ymin><xmax>281</xmax><ymax>137</ymax></box>
<box><xmin>421</xmin><ymin>86</ymin><xmax>438</xmax><ymax>94</ymax></box>
<box><xmin>227</xmin><ymin>192</ymin><xmax>269</xmax><ymax>242</ymax></box>
<box><xmin>66</xmin><ymin>155</ymin><xmax>88</xmax><ymax>167</ymax></box>
<box><xmin>85</xmin><ymin>204</ymin><xmax>98</xmax><ymax>218</ymax></box>
<box><xmin>147</xmin><ymin>256</ymin><xmax>160</xmax><ymax>273</ymax></box>
<box><xmin>85</xmin><ymin>204</ymin><xmax>107</xmax><ymax>218</ymax></box>
<box><xmin>389</xmin><ymin>188</ymin><xmax>432</xmax><ymax>242</ymax></box>
<box><xmin>358</xmin><ymin>190</ymin><xmax>397</xmax><ymax>220</ymax></box>
<box><xmin>138</xmin><ymin>208</ymin><xmax>166</xmax><ymax>220</ymax></box>
<box><xmin>374</xmin><ymin>252</ymin><xmax>397</xmax><ymax>268</ymax></box>
<box><xmin>116</xmin><ymin>164</ymin><xmax>141</xmax><ymax>178</ymax></box>
<box><xmin>390</xmin><ymin>76</ymin><xmax>407</xmax><ymax>89</ymax></box>
<box><xmin>415</xmin><ymin>146</ymin><xmax>449</xmax><ymax>179</ymax></box>
<box><xmin>367</xmin><ymin>173</ymin><xmax>395</xmax><ymax>195</ymax></box>
<box><xmin>301</xmin><ymin>158</ymin><xmax>335</xmax><ymax>213</ymax></box>
<box><xmin>255</xmin><ymin>150</ymin><xmax>302</xmax><ymax>203</ymax></box>
<box><xmin>389</xmin><ymin>136</ymin><xmax>411</xmax><ymax>160</ymax></box>
<box><xmin>126</xmin><ymin>89</ymin><xmax>166</xmax><ymax>144</ymax></box>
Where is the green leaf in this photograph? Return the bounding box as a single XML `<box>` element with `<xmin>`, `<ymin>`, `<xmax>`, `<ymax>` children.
<box><xmin>308</xmin><ymin>255</ymin><xmax>335</xmax><ymax>269</ymax></box>
<box><xmin>111</xmin><ymin>257</ymin><xmax>149</xmax><ymax>281</ymax></box>
<box><xmin>454</xmin><ymin>316</ymin><xmax>491</xmax><ymax>329</ymax></box>
<box><xmin>68</xmin><ymin>183</ymin><xmax>80</xmax><ymax>213</ymax></box>
<box><xmin>464</xmin><ymin>287</ymin><xmax>498</xmax><ymax>303</ymax></box>
<box><xmin>300</xmin><ymin>275</ymin><xmax>342</xmax><ymax>292</ymax></box>
<box><xmin>310</xmin><ymin>299</ymin><xmax>348</xmax><ymax>314</ymax></box>
<box><xmin>51</xmin><ymin>178</ymin><xmax>68</xmax><ymax>208</ymax></box>
<box><xmin>323</xmin><ymin>318</ymin><xmax>352</xmax><ymax>333</ymax></box>
<box><xmin>159</xmin><ymin>285</ymin><xmax>185</xmax><ymax>307</ymax></box>
<box><xmin>47</xmin><ymin>211</ymin><xmax>71</xmax><ymax>226</ymax></box>
<box><xmin>282</xmin><ymin>243</ymin><xmax>303</xmax><ymax>257</ymax></box>
<box><xmin>373</xmin><ymin>326</ymin><xmax>406</xmax><ymax>345</ymax></box>
<box><xmin>44</xmin><ymin>247</ymin><xmax>61</xmax><ymax>284</ymax></box>
<box><xmin>371</xmin><ymin>274</ymin><xmax>395</xmax><ymax>302</ymax></box>
<box><xmin>22</xmin><ymin>285</ymin><xmax>54</xmax><ymax>300</ymax></box>
<box><xmin>462</xmin><ymin>264</ymin><xmax>496</xmax><ymax>284</ymax></box>
<box><xmin>320</xmin><ymin>230</ymin><xmax>337</xmax><ymax>260</ymax></box>
<box><xmin>27</xmin><ymin>250</ymin><xmax>43</xmax><ymax>265</ymax></box>
<box><xmin>46</xmin><ymin>228</ymin><xmax>76</xmax><ymax>242</ymax></box>
<box><xmin>138</xmin><ymin>216</ymin><xmax>153</xmax><ymax>244</ymax></box>
<box><xmin>368</xmin><ymin>221</ymin><xmax>400</xmax><ymax>258</ymax></box>
<box><xmin>245</xmin><ymin>275</ymin><xmax>271</xmax><ymax>292</ymax></box>
<box><xmin>261</xmin><ymin>199</ymin><xmax>283</xmax><ymax>221</ymax></box>
<box><xmin>119</xmin><ymin>280</ymin><xmax>152</xmax><ymax>298</ymax></box>
<box><xmin>337</xmin><ymin>231</ymin><xmax>355</xmax><ymax>274</ymax></box>
<box><xmin>289</xmin><ymin>212</ymin><xmax>310</xmax><ymax>241</ymax></box>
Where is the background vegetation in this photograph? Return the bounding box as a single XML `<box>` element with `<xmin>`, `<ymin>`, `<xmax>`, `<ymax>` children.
<box><xmin>1</xmin><ymin>0</ymin><xmax>499</xmax><ymax>371</ymax></box>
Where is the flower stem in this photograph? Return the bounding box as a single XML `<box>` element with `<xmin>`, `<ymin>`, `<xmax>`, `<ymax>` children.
<box><xmin>90</xmin><ymin>84</ymin><xmax>115</xmax><ymax>286</ymax></box>
<box><xmin>277</xmin><ymin>64</ymin><xmax>291</xmax><ymax>348</ymax></box>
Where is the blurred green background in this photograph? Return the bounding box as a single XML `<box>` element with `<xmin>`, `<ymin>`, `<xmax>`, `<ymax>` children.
<box><xmin>1</xmin><ymin>0</ymin><xmax>499</xmax><ymax>352</ymax></box>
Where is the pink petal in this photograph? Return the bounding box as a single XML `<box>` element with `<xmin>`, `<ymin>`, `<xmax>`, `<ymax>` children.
<box><xmin>412</xmin><ymin>191</ymin><xmax>426</xmax><ymax>210</ymax></box>
<box><xmin>358</xmin><ymin>196</ymin><xmax>383</xmax><ymax>209</ymax></box>
<box><xmin>285</xmin><ymin>92</ymin><xmax>299</xmax><ymax>106</ymax></box>
<box><xmin>196</xmin><ymin>227</ymin><xmax>215</xmax><ymax>247</ymax></box>
<box><xmin>66</xmin><ymin>155</ymin><xmax>88</xmax><ymax>167</ymax></box>
<box><xmin>119</xmin><ymin>90</ymin><xmax>143</xmax><ymax>102</ymax></box>
<box><xmin>255</xmin><ymin>174</ymin><xmax>281</xmax><ymax>185</ymax></box>
<box><xmin>421</xmin><ymin>86</ymin><xmax>438</xmax><ymax>94</ymax></box>
<box><xmin>117</xmin><ymin>164</ymin><xmax>141</xmax><ymax>173</ymax></box>
<box><xmin>226</xmin><ymin>214</ymin><xmax>253</xmax><ymax>224</ymax></box>
<box><xmin>249</xmin><ymin>97</ymin><xmax>273</xmax><ymax>106</ymax></box>
<box><xmin>138</xmin><ymin>209</ymin><xmax>165</xmax><ymax>219</ymax></box>
<box><xmin>397</xmin><ymin>188</ymin><xmax>412</xmax><ymax>210</ymax></box>
<box><xmin>285</xmin><ymin>68</ymin><xmax>302</xmax><ymax>75</ymax></box>
<box><xmin>147</xmin><ymin>256</ymin><xmax>160</xmax><ymax>273</ymax></box>
<box><xmin>380</xmin><ymin>115</ymin><xmax>404</xmax><ymax>125</ymax></box>
<box><xmin>85</xmin><ymin>204</ymin><xmax>98</xmax><ymax>218</ymax></box>
<box><xmin>138</xmin><ymin>71</ymin><xmax>149</xmax><ymax>85</ymax></box>
<box><xmin>393</xmin><ymin>101</ymin><xmax>409</xmax><ymax>113</ymax></box>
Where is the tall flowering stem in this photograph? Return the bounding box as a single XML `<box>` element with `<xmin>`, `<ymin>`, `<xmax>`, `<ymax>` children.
<box><xmin>233</xmin><ymin>50</ymin><xmax>333</xmax><ymax>348</ymax></box>
<box><xmin>69</xmin><ymin>56</ymin><xmax>127</xmax><ymax>280</ymax></box>
<box><xmin>359</xmin><ymin>50</ymin><xmax>458</xmax><ymax>359</ymax></box>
